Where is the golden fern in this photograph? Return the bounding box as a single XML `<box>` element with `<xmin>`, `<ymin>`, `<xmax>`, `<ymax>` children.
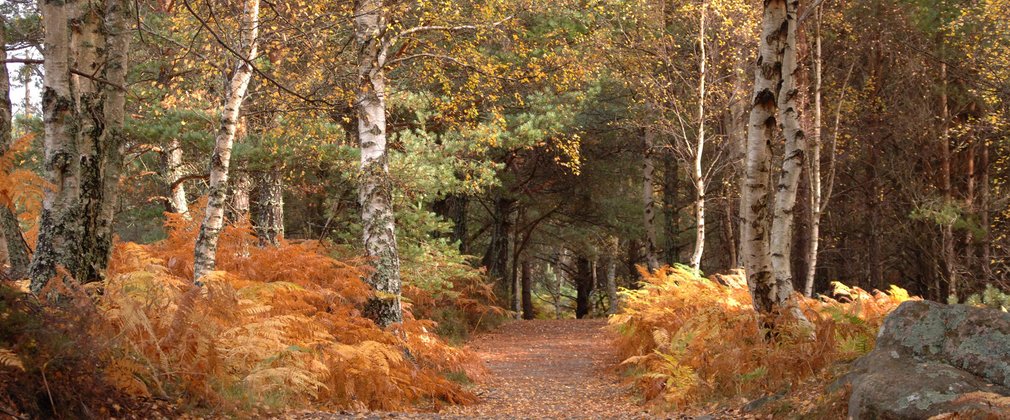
<box><xmin>0</xmin><ymin>348</ymin><xmax>24</xmax><ymax>371</ymax></box>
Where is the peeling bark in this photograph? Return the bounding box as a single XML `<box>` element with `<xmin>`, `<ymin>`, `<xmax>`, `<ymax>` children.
<box><xmin>355</xmin><ymin>0</ymin><xmax>403</xmax><ymax>326</ymax></box>
<box><xmin>742</xmin><ymin>0</ymin><xmax>808</xmax><ymax>323</ymax></box>
<box><xmin>161</xmin><ymin>138</ymin><xmax>189</xmax><ymax>215</ymax></box>
<box><xmin>31</xmin><ymin>0</ymin><xmax>86</xmax><ymax>291</ymax></box>
<box><xmin>193</xmin><ymin>0</ymin><xmax>260</xmax><ymax>282</ymax></box>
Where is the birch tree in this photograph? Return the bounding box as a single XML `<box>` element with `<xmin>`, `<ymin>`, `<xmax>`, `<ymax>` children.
<box><xmin>354</xmin><ymin>0</ymin><xmax>403</xmax><ymax>326</ymax></box>
<box><xmin>741</xmin><ymin>0</ymin><xmax>808</xmax><ymax>320</ymax></box>
<box><xmin>689</xmin><ymin>1</ymin><xmax>708</xmax><ymax>271</ymax></box>
<box><xmin>30</xmin><ymin>0</ymin><xmax>131</xmax><ymax>291</ymax></box>
<box><xmin>192</xmin><ymin>0</ymin><xmax>260</xmax><ymax>282</ymax></box>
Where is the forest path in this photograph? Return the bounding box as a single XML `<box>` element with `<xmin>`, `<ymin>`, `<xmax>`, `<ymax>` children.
<box><xmin>439</xmin><ymin>318</ymin><xmax>652</xmax><ymax>419</ymax></box>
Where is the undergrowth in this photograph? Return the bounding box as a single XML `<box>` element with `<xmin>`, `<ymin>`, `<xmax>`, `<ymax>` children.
<box><xmin>1</xmin><ymin>210</ymin><xmax>501</xmax><ymax>416</ymax></box>
<box><xmin>610</xmin><ymin>265</ymin><xmax>913</xmax><ymax>414</ymax></box>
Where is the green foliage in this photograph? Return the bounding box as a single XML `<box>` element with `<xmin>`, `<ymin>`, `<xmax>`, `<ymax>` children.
<box><xmin>963</xmin><ymin>284</ymin><xmax>1010</xmax><ymax>310</ymax></box>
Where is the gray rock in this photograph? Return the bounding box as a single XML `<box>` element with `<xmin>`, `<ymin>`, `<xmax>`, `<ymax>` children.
<box><xmin>843</xmin><ymin>300</ymin><xmax>1010</xmax><ymax>419</ymax></box>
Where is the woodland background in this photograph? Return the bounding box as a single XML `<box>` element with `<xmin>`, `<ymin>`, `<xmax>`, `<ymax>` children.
<box><xmin>0</xmin><ymin>0</ymin><xmax>1009</xmax><ymax>417</ymax></box>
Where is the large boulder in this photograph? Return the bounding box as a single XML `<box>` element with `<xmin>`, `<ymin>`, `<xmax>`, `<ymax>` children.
<box><xmin>843</xmin><ymin>300</ymin><xmax>1010</xmax><ymax>419</ymax></box>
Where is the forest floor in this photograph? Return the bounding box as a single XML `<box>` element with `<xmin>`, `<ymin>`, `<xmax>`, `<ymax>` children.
<box><xmin>293</xmin><ymin>319</ymin><xmax>659</xmax><ymax>419</ymax></box>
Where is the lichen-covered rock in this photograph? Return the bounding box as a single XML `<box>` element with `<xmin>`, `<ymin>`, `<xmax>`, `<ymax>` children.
<box><xmin>843</xmin><ymin>300</ymin><xmax>1010</xmax><ymax>419</ymax></box>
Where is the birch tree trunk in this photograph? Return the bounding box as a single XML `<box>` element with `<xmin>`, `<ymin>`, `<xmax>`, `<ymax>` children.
<box><xmin>30</xmin><ymin>0</ymin><xmax>84</xmax><ymax>291</ymax></box>
<box><xmin>355</xmin><ymin>0</ymin><xmax>403</xmax><ymax>326</ymax></box>
<box><xmin>92</xmin><ymin>0</ymin><xmax>131</xmax><ymax>279</ymax></box>
<box><xmin>768</xmin><ymin>0</ymin><xmax>806</xmax><ymax>313</ymax></box>
<box><xmin>251</xmin><ymin>169</ymin><xmax>284</xmax><ymax>246</ymax></box>
<box><xmin>0</xmin><ymin>19</ymin><xmax>31</xmax><ymax>279</ymax></box>
<box><xmin>689</xmin><ymin>2</ymin><xmax>708</xmax><ymax>272</ymax></box>
<box><xmin>161</xmin><ymin>138</ymin><xmax>189</xmax><ymax>214</ymax></box>
<box><xmin>192</xmin><ymin>0</ymin><xmax>259</xmax><ymax>282</ymax></box>
<box><xmin>803</xmin><ymin>8</ymin><xmax>823</xmax><ymax>297</ymax></box>
<box><xmin>742</xmin><ymin>0</ymin><xmax>807</xmax><ymax>320</ymax></box>
<box><xmin>642</xmin><ymin>127</ymin><xmax>660</xmax><ymax>271</ymax></box>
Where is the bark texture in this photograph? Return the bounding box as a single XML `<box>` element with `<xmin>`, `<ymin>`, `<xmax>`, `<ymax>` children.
<box><xmin>741</xmin><ymin>0</ymin><xmax>807</xmax><ymax>319</ymax></box>
<box><xmin>30</xmin><ymin>0</ymin><xmax>132</xmax><ymax>290</ymax></box>
<box><xmin>251</xmin><ymin>169</ymin><xmax>284</xmax><ymax>246</ymax></box>
<box><xmin>32</xmin><ymin>0</ymin><xmax>80</xmax><ymax>290</ymax></box>
<box><xmin>355</xmin><ymin>0</ymin><xmax>403</xmax><ymax>326</ymax></box>
<box><xmin>160</xmin><ymin>138</ymin><xmax>189</xmax><ymax>214</ymax></box>
<box><xmin>0</xmin><ymin>19</ymin><xmax>31</xmax><ymax>279</ymax></box>
<box><xmin>192</xmin><ymin>0</ymin><xmax>259</xmax><ymax>282</ymax></box>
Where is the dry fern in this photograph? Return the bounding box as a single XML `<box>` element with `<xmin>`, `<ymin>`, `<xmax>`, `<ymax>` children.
<box><xmin>96</xmin><ymin>206</ymin><xmax>481</xmax><ymax>411</ymax></box>
<box><xmin>610</xmin><ymin>265</ymin><xmax>913</xmax><ymax>410</ymax></box>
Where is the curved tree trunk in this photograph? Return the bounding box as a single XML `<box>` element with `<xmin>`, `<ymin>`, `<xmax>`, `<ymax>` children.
<box><xmin>689</xmin><ymin>2</ymin><xmax>708</xmax><ymax>272</ymax></box>
<box><xmin>355</xmin><ymin>0</ymin><xmax>403</xmax><ymax>326</ymax></box>
<box><xmin>193</xmin><ymin>0</ymin><xmax>260</xmax><ymax>282</ymax></box>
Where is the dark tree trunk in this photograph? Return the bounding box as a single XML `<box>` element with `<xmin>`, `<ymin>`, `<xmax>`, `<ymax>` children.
<box><xmin>663</xmin><ymin>154</ymin><xmax>680</xmax><ymax>265</ymax></box>
<box><xmin>251</xmin><ymin>169</ymin><xmax>284</xmax><ymax>246</ymax></box>
<box><xmin>521</xmin><ymin>259</ymin><xmax>534</xmax><ymax>319</ymax></box>
<box><xmin>575</xmin><ymin>256</ymin><xmax>594</xmax><ymax>319</ymax></box>
<box><xmin>227</xmin><ymin>171</ymin><xmax>252</xmax><ymax>223</ymax></box>
<box><xmin>0</xmin><ymin>19</ymin><xmax>31</xmax><ymax>279</ymax></box>
<box><xmin>481</xmin><ymin>196</ymin><xmax>515</xmax><ymax>294</ymax></box>
<box><xmin>432</xmin><ymin>194</ymin><xmax>469</xmax><ymax>253</ymax></box>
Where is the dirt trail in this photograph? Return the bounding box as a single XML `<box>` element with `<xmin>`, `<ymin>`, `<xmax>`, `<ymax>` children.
<box><xmin>439</xmin><ymin>319</ymin><xmax>651</xmax><ymax>419</ymax></box>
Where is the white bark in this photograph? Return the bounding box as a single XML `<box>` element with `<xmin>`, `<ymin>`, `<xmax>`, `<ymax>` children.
<box><xmin>742</xmin><ymin>0</ymin><xmax>808</xmax><ymax>322</ymax></box>
<box><xmin>768</xmin><ymin>0</ymin><xmax>805</xmax><ymax>310</ymax></box>
<box><xmin>804</xmin><ymin>8</ymin><xmax>823</xmax><ymax>297</ymax></box>
<box><xmin>689</xmin><ymin>2</ymin><xmax>708</xmax><ymax>271</ymax></box>
<box><xmin>356</xmin><ymin>0</ymin><xmax>403</xmax><ymax>326</ymax></box>
<box><xmin>161</xmin><ymin>138</ymin><xmax>189</xmax><ymax>215</ymax></box>
<box><xmin>193</xmin><ymin>0</ymin><xmax>259</xmax><ymax>282</ymax></box>
<box><xmin>30</xmin><ymin>0</ymin><xmax>82</xmax><ymax>291</ymax></box>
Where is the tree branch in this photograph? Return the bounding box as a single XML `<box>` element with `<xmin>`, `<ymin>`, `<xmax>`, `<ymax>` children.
<box><xmin>2</xmin><ymin>58</ymin><xmax>125</xmax><ymax>91</ymax></box>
